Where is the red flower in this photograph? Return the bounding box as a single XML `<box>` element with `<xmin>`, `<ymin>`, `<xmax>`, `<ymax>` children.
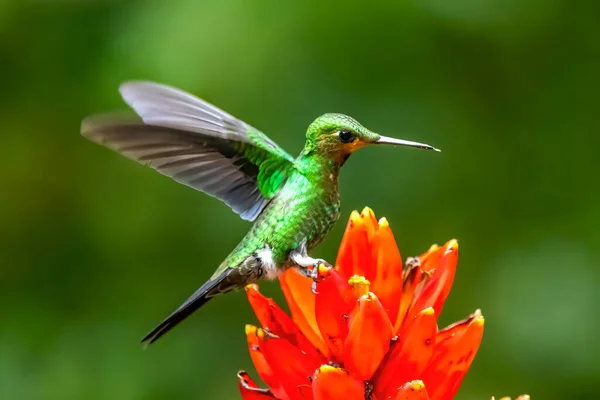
<box><xmin>237</xmin><ymin>207</ymin><xmax>520</xmax><ymax>400</ymax></box>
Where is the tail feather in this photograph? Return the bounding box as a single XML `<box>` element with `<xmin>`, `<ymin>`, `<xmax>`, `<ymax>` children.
<box><xmin>141</xmin><ymin>269</ymin><xmax>231</xmax><ymax>346</ymax></box>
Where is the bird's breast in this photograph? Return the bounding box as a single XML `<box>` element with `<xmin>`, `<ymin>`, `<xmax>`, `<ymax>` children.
<box><xmin>250</xmin><ymin>171</ymin><xmax>340</xmax><ymax>263</ymax></box>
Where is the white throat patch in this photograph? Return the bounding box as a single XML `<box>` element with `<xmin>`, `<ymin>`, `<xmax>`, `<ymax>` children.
<box><xmin>257</xmin><ymin>247</ymin><xmax>279</xmax><ymax>280</ymax></box>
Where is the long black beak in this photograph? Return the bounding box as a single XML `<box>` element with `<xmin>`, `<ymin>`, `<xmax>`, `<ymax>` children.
<box><xmin>375</xmin><ymin>135</ymin><xmax>441</xmax><ymax>152</ymax></box>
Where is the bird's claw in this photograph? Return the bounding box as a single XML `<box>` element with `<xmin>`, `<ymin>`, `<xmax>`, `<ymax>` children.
<box><xmin>310</xmin><ymin>259</ymin><xmax>332</xmax><ymax>295</ymax></box>
<box><xmin>311</xmin><ymin>281</ymin><xmax>318</xmax><ymax>295</ymax></box>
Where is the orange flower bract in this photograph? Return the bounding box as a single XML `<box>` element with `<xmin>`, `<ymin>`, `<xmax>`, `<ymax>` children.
<box><xmin>238</xmin><ymin>207</ymin><xmax>487</xmax><ymax>400</ymax></box>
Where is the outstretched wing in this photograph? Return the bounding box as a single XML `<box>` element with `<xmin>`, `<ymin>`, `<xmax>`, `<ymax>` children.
<box><xmin>81</xmin><ymin>81</ymin><xmax>295</xmax><ymax>221</ymax></box>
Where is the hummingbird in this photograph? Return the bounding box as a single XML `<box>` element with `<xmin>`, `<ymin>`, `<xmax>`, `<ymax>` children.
<box><xmin>81</xmin><ymin>81</ymin><xmax>439</xmax><ymax>346</ymax></box>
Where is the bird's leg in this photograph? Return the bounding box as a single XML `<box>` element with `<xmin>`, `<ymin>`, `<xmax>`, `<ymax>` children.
<box><xmin>290</xmin><ymin>241</ymin><xmax>332</xmax><ymax>294</ymax></box>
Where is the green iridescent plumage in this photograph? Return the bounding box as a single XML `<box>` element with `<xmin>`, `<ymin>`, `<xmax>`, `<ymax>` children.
<box><xmin>81</xmin><ymin>81</ymin><xmax>439</xmax><ymax>345</ymax></box>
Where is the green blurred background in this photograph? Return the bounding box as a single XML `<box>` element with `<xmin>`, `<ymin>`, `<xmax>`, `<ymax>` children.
<box><xmin>1</xmin><ymin>0</ymin><xmax>599</xmax><ymax>399</ymax></box>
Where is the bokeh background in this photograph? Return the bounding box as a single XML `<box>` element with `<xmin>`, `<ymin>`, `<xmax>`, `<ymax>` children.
<box><xmin>1</xmin><ymin>0</ymin><xmax>599</xmax><ymax>399</ymax></box>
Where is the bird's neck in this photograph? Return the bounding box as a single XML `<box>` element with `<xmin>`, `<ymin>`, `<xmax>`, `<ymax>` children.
<box><xmin>295</xmin><ymin>151</ymin><xmax>342</xmax><ymax>183</ymax></box>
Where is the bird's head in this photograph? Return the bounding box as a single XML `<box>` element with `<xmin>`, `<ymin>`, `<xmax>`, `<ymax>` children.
<box><xmin>303</xmin><ymin>113</ymin><xmax>439</xmax><ymax>166</ymax></box>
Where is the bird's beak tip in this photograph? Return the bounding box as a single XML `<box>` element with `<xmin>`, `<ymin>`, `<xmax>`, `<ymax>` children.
<box><xmin>375</xmin><ymin>135</ymin><xmax>440</xmax><ymax>152</ymax></box>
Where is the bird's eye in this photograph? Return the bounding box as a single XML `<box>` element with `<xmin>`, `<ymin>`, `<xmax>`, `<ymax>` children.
<box><xmin>339</xmin><ymin>130</ymin><xmax>355</xmax><ymax>143</ymax></box>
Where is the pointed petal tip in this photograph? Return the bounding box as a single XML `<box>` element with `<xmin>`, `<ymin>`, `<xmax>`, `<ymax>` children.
<box><xmin>474</xmin><ymin>313</ymin><xmax>485</xmax><ymax>328</ymax></box>
<box><xmin>405</xmin><ymin>380</ymin><xmax>426</xmax><ymax>390</ymax></box>
<box><xmin>245</xmin><ymin>284</ymin><xmax>260</xmax><ymax>292</ymax></box>
<box><xmin>392</xmin><ymin>380</ymin><xmax>430</xmax><ymax>400</ymax></box>
<box><xmin>470</xmin><ymin>308</ymin><xmax>484</xmax><ymax>326</ymax></box>
<box><xmin>360</xmin><ymin>206</ymin><xmax>376</xmax><ymax>220</ymax></box>
<box><xmin>427</xmin><ymin>243</ymin><xmax>440</xmax><ymax>253</ymax></box>
<box><xmin>378</xmin><ymin>217</ymin><xmax>389</xmax><ymax>228</ymax></box>
<box><xmin>336</xmin><ymin>206</ymin><xmax>379</xmax><ymax>278</ymax></box>
<box><xmin>312</xmin><ymin>364</ymin><xmax>365</xmax><ymax>400</ymax></box>
<box><xmin>420</xmin><ymin>244</ymin><xmax>440</xmax><ymax>265</ymax></box>
<box><xmin>317</xmin><ymin>364</ymin><xmax>337</xmax><ymax>374</ymax></box>
<box><xmin>237</xmin><ymin>371</ymin><xmax>278</xmax><ymax>400</ymax></box>
<box><xmin>445</xmin><ymin>239</ymin><xmax>459</xmax><ymax>253</ymax></box>
<box><xmin>421</xmin><ymin>306</ymin><xmax>435</xmax><ymax>316</ymax></box>
<box><xmin>237</xmin><ymin>371</ymin><xmax>254</xmax><ymax>387</ymax></box>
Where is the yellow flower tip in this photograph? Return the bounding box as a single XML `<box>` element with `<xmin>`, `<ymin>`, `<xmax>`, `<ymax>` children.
<box><xmin>360</xmin><ymin>206</ymin><xmax>375</xmax><ymax>220</ymax></box>
<box><xmin>420</xmin><ymin>307</ymin><xmax>435</xmax><ymax>316</ymax></box>
<box><xmin>348</xmin><ymin>275</ymin><xmax>370</xmax><ymax>298</ymax></box>
<box><xmin>244</xmin><ymin>284</ymin><xmax>259</xmax><ymax>292</ymax></box>
<box><xmin>244</xmin><ymin>324</ymin><xmax>258</xmax><ymax>336</ymax></box>
<box><xmin>349</xmin><ymin>210</ymin><xmax>362</xmax><ymax>224</ymax></box>
<box><xmin>472</xmin><ymin>308</ymin><xmax>484</xmax><ymax>325</ymax></box>
<box><xmin>445</xmin><ymin>239</ymin><xmax>459</xmax><ymax>254</ymax></box>
<box><xmin>318</xmin><ymin>364</ymin><xmax>338</xmax><ymax>374</ymax></box>
<box><xmin>378</xmin><ymin>217</ymin><xmax>389</xmax><ymax>228</ymax></box>
<box><xmin>472</xmin><ymin>310</ymin><xmax>485</xmax><ymax>328</ymax></box>
<box><xmin>405</xmin><ymin>380</ymin><xmax>425</xmax><ymax>390</ymax></box>
<box><xmin>421</xmin><ymin>244</ymin><xmax>439</xmax><ymax>262</ymax></box>
<box><xmin>361</xmin><ymin>292</ymin><xmax>377</xmax><ymax>302</ymax></box>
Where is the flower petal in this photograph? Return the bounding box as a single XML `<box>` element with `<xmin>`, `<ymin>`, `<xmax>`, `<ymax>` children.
<box><xmin>407</xmin><ymin>240</ymin><xmax>458</xmax><ymax>321</ymax></box>
<box><xmin>395</xmin><ymin>260</ymin><xmax>423</xmax><ymax>332</ymax></box>
<box><xmin>246</xmin><ymin>284</ymin><xmax>325</xmax><ymax>363</ymax></box>
<box><xmin>246</xmin><ymin>284</ymin><xmax>296</xmax><ymax>335</ymax></box>
<box><xmin>370</xmin><ymin>217</ymin><xmax>404</xmax><ymax>326</ymax></box>
<box><xmin>238</xmin><ymin>371</ymin><xmax>278</xmax><ymax>400</ymax></box>
<box><xmin>312</xmin><ymin>365</ymin><xmax>364</xmax><ymax>400</ymax></box>
<box><xmin>245</xmin><ymin>325</ymin><xmax>288</xmax><ymax>400</ymax></box>
<box><xmin>335</xmin><ymin>207</ymin><xmax>378</xmax><ymax>279</ymax></box>
<box><xmin>260</xmin><ymin>329</ymin><xmax>322</xmax><ymax>400</ymax></box>
<box><xmin>374</xmin><ymin>308</ymin><xmax>437</xmax><ymax>400</ymax></box>
<box><xmin>280</xmin><ymin>268</ymin><xmax>328</xmax><ymax>356</ymax></box>
<box><xmin>419</xmin><ymin>244</ymin><xmax>441</xmax><ymax>272</ymax></box>
<box><xmin>343</xmin><ymin>292</ymin><xmax>394</xmax><ymax>380</ymax></box>
<box><xmin>392</xmin><ymin>380</ymin><xmax>430</xmax><ymax>400</ymax></box>
<box><xmin>315</xmin><ymin>267</ymin><xmax>356</xmax><ymax>363</ymax></box>
<box><xmin>422</xmin><ymin>310</ymin><xmax>485</xmax><ymax>400</ymax></box>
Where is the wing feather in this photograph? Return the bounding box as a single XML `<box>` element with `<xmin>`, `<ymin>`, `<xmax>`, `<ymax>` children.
<box><xmin>82</xmin><ymin>116</ymin><xmax>289</xmax><ymax>221</ymax></box>
<box><xmin>82</xmin><ymin>81</ymin><xmax>295</xmax><ymax>221</ymax></box>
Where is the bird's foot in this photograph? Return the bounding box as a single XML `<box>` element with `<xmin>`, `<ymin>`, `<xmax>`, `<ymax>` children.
<box><xmin>309</xmin><ymin>259</ymin><xmax>332</xmax><ymax>295</ymax></box>
<box><xmin>289</xmin><ymin>243</ymin><xmax>333</xmax><ymax>294</ymax></box>
<box><xmin>294</xmin><ymin>259</ymin><xmax>332</xmax><ymax>294</ymax></box>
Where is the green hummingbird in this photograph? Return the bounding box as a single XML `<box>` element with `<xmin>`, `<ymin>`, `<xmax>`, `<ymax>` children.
<box><xmin>81</xmin><ymin>81</ymin><xmax>439</xmax><ymax>346</ymax></box>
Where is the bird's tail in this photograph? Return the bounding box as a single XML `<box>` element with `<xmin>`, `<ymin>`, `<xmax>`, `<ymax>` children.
<box><xmin>141</xmin><ymin>268</ymin><xmax>234</xmax><ymax>346</ymax></box>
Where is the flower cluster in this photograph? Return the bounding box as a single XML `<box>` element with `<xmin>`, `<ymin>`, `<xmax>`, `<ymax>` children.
<box><xmin>237</xmin><ymin>207</ymin><xmax>526</xmax><ymax>400</ymax></box>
